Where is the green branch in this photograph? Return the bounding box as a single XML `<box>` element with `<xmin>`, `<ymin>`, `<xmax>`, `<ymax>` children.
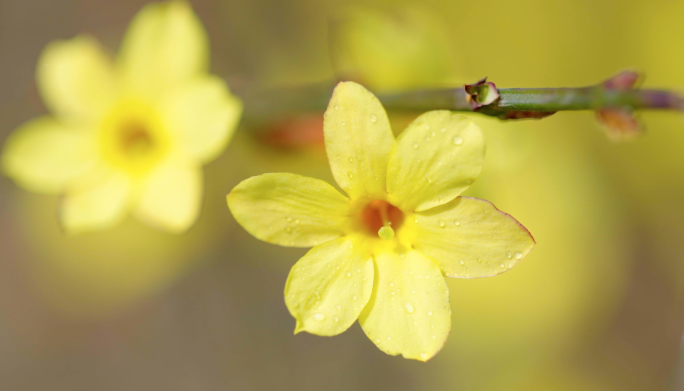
<box><xmin>240</xmin><ymin>72</ymin><xmax>684</xmax><ymax>125</ymax></box>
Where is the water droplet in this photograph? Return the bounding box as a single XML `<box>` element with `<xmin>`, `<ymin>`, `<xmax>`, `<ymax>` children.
<box><xmin>485</xmin><ymin>261</ymin><xmax>490</xmax><ymax>266</ymax></box>
<box><xmin>453</xmin><ymin>136</ymin><xmax>463</xmax><ymax>145</ymax></box>
<box><xmin>334</xmin><ymin>104</ymin><xmax>338</xmax><ymax>110</ymax></box>
<box><xmin>425</xmin><ymin>174</ymin><xmax>431</xmax><ymax>184</ymax></box>
<box><xmin>390</xmin><ymin>291</ymin><xmax>396</xmax><ymax>295</ymax></box>
<box><xmin>286</xmin><ymin>215</ymin><xmax>292</xmax><ymax>222</ymax></box>
<box><xmin>420</xmin><ymin>352</ymin><xmax>428</xmax><ymax>360</ymax></box>
<box><xmin>341</xmin><ymin>121</ymin><xmax>346</xmax><ymax>126</ymax></box>
<box><xmin>348</xmin><ymin>157</ymin><xmax>353</xmax><ymax>163</ymax></box>
<box><xmin>427</xmin><ymin>311</ymin><xmax>433</xmax><ymax>316</ymax></box>
<box><xmin>500</xmin><ymin>263</ymin><xmax>505</xmax><ymax>268</ymax></box>
<box><xmin>346</xmin><ymin>271</ymin><xmax>352</xmax><ymax>277</ymax></box>
<box><xmin>285</xmin><ymin>227</ymin><xmax>292</xmax><ymax>233</ymax></box>
<box><xmin>336</xmin><ymin>305</ymin><xmax>341</xmax><ymax>310</ymax></box>
<box><xmin>515</xmin><ymin>252</ymin><xmax>523</xmax><ymax>260</ymax></box>
<box><xmin>454</xmin><ymin>219</ymin><xmax>460</xmax><ymax>226</ymax></box>
<box><xmin>352</xmin><ymin>295</ymin><xmax>357</xmax><ymax>301</ymax></box>
<box><xmin>477</xmin><ymin>257</ymin><xmax>482</xmax><ymax>263</ymax></box>
<box><xmin>389</xmin><ymin>282</ymin><xmax>395</xmax><ymax>288</ymax></box>
<box><xmin>425</xmin><ymin>275</ymin><xmax>430</xmax><ymax>279</ymax></box>
<box><xmin>313</xmin><ymin>313</ymin><xmax>325</xmax><ymax>322</ymax></box>
<box><xmin>387</xmin><ymin>336</ymin><xmax>391</xmax><ymax>341</ymax></box>
<box><xmin>403</xmin><ymin>301</ymin><xmax>415</xmax><ymax>314</ymax></box>
<box><xmin>506</xmin><ymin>251</ymin><xmax>512</xmax><ymax>259</ymax></box>
<box><xmin>438</xmin><ymin>219</ymin><xmax>445</xmax><ymax>228</ymax></box>
<box><xmin>313</xmin><ymin>291</ymin><xmax>321</xmax><ymax>299</ymax></box>
<box><xmin>347</xmin><ymin>171</ymin><xmax>353</xmax><ymax>179</ymax></box>
<box><xmin>459</xmin><ymin>259</ymin><xmax>465</xmax><ymax>265</ymax></box>
<box><xmin>370</xmin><ymin>114</ymin><xmax>377</xmax><ymax>123</ymax></box>
<box><xmin>440</xmin><ymin>128</ymin><xmax>446</xmax><ymax>133</ymax></box>
<box><xmin>413</xmin><ymin>142</ymin><xmax>419</xmax><ymax>149</ymax></box>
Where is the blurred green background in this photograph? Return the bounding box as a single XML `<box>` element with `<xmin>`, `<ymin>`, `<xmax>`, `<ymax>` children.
<box><xmin>2</xmin><ymin>0</ymin><xmax>684</xmax><ymax>390</ymax></box>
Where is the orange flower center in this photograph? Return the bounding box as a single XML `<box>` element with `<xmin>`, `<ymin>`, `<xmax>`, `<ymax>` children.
<box><xmin>361</xmin><ymin>200</ymin><xmax>404</xmax><ymax>238</ymax></box>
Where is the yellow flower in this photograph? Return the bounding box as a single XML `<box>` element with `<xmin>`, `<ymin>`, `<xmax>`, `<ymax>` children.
<box><xmin>1</xmin><ymin>1</ymin><xmax>242</xmax><ymax>233</ymax></box>
<box><xmin>227</xmin><ymin>82</ymin><xmax>535</xmax><ymax>361</ymax></box>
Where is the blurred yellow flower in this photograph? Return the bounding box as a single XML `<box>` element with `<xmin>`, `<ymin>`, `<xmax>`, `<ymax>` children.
<box><xmin>1</xmin><ymin>1</ymin><xmax>242</xmax><ymax>233</ymax></box>
<box><xmin>227</xmin><ymin>82</ymin><xmax>535</xmax><ymax>361</ymax></box>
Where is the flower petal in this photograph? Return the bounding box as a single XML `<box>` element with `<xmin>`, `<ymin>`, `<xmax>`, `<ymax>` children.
<box><xmin>324</xmin><ymin>82</ymin><xmax>395</xmax><ymax>200</ymax></box>
<box><xmin>359</xmin><ymin>249</ymin><xmax>451</xmax><ymax>361</ymax></box>
<box><xmin>158</xmin><ymin>76</ymin><xmax>242</xmax><ymax>163</ymax></box>
<box><xmin>61</xmin><ymin>172</ymin><xmax>131</xmax><ymax>233</ymax></box>
<box><xmin>134</xmin><ymin>163</ymin><xmax>203</xmax><ymax>233</ymax></box>
<box><xmin>387</xmin><ymin>112</ymin><xmax>484</xmax><ymax>212</ymax></box>
<box><xmin>37</xmin><ymin>35</ymin><xmax>117</xmax><ymax>123</ymax></box>
<box><xmin>285</xmin><ymin>236</ymin><xmax>374</xmax><ymax>336</ymax></box>
<box><xmin>1</xmin><ymin>117</ymin><xmax>96</xmax><ymax>194</ymax></box>
<box><xmin>118</xmin><ymin>1</ymin><xmax>208</xmax><ymax>97</ymax></box>
<box><xmin>405</xmin><ymin>197</ymin><xmax>535</xmax><ymax>278</ymax></box>
<box><xmin>227</xmin><ymin>173</ymin><xmax>352</xmax><ymax>247</ymax></box>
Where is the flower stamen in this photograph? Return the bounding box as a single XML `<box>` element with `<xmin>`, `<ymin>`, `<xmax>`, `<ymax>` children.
<box><xmin>361</xmin><ymin>200</ymin><xmax>403</xmax><ymax>240</ymax></box>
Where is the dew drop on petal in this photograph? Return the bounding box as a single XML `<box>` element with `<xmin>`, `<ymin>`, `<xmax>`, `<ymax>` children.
<box><xmin>454</xmin><ymin>218</ymin><xmax>460</xmax><ymax>226</ymax></box>
<box><xmin>352</xmin><ymin>295</ymin><xmax>357</xmax><ymax>301</ymax></box>
<box><xmin>313</xmin><ymin>313</ymin><xmax>325</xmax><ymax>322</ymax></box>
<box><xmin>427</xmin><ymin>311</ymin><xmax>433</xmax><ymax>316</ymax></box>
<box><xmin>515</xmin><ymin>252</ymin><xmax>523</xmax><ymax>260</ymax></box>
<box><xmin>370</xmin><ymin>114</ymin><xmax>377</xmax><ymax>123</ymax></box>
<box><xmin>346</xmin><ymin>271</ymin><xmax>352</xmax><ymax>277</ymax></box>
<box><xmin>500</xmin><ymin>263</ymin><xmax>505</xmax><ymax>268</ymax></box>
<box><xmin>413</xmin><ymin>142</ymin><xmax>419</xmax><ymax>149</ymax></box>
<box><xmin>403</xmin><ymin>301</ymin><xmax>415</xmax><ymax>314</ymax></box>
<box><xmin>389</xmin><ymin>282</ymin><xmax>394</xmax><ymax>288</ymax></box>
<box><xmin>459</xmin><ymin>260</ymin><xmax>465</xmax><ymax>265</ymax></box>
<box><xmin>453</xmin><ymin>136</ymin><xmax>463</xmax><ymax>145</ymax></box>
<box><xmin>333</xmin><ymin>316</ymin><xmax>339</xmax><ymax>323</ymax></box>
<box><xmin>347</xmin><ymin>171</ymin><xmax>353</xmax><ymax>179</ymax></box>
<box><xmin>348</xmin><ymin>157</ymin><xmax>353</xmax><ymax>163</ymax></box>
<box><xmin>506</xmin><ymin>251</ymin><xmax>512</xmax><ymax>259</ymax></box>
<box><xmin>438</xmin><ymin>219</ymin><xmax>445</xmax><ymax>228</ymax></box>
<box><xmin>341</xmin><ymin>121</ymin><xmax>346</xmax><ymax>126</ymax></box>
<box><xmin>420</xmin><ymin>352</ymin><xmax>428</xmax><ymax>360</ymax></box>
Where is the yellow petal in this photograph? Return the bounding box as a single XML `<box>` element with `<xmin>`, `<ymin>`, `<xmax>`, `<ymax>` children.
<box><xmin>134</xmin><ymin>163</ymin><xmax>202</xmax><ymax>233</ymax></box>
<box><xmin>387</xmin><ymin>112</ymin><xmax>484</xmax><ymax>212</ymax></box>
<box><xmin>324</xmin><ymin>82</ymin><xmax>394</xmax><ymax>200</ymax></box>
<box><xmin>37</xmin><ymin>35</ymin><xmax>117</xmax><ymax>123</ymax></box>
<box><xmin>61</xmin><ymin>172</ymin><xmax>131</xmax><ymax>233</ymax></box>
<box><xmin>405</xmin><ymin>197</ymin><xmax>535</xmax><ymax>278</ymax></box>
<box><xmin>1</xmin><ymin>117</ymin><xmax>96</xmax><ymax>194</ymax></box>
<box><xmin>359</xmin><ymin>249</ymin><xmax>450</xmax><ymax>361</ymax></box>
<box><xmin>285</xmin><ymin>236</ymin><xmax>374</xmax><ymax>336</ymax></box>
<box><xmin>118</xmin><ymin>1</ymin><xmax>208</xmax><ymax>97</ymax></box>
<box><xmin>159</xmin><ymin>76</ymin><xmax>242</xmax><ymax>163</ymax></box>
<box><xmin>227</xmin><ymin>173</ymin><xmax>352</xmax><ymax>247</ymax></box>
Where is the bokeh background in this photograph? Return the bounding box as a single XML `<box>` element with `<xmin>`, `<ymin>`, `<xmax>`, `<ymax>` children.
<box><xmin>2</xmin><ymin>0</ymin><xmax>684</xmax><ymax>390</ymax></box>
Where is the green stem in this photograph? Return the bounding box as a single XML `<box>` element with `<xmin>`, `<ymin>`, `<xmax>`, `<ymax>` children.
<box><xmin>240</xmin><ymin>80</ymin><xmax>684</xmax><ymax>124</ymax></box>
